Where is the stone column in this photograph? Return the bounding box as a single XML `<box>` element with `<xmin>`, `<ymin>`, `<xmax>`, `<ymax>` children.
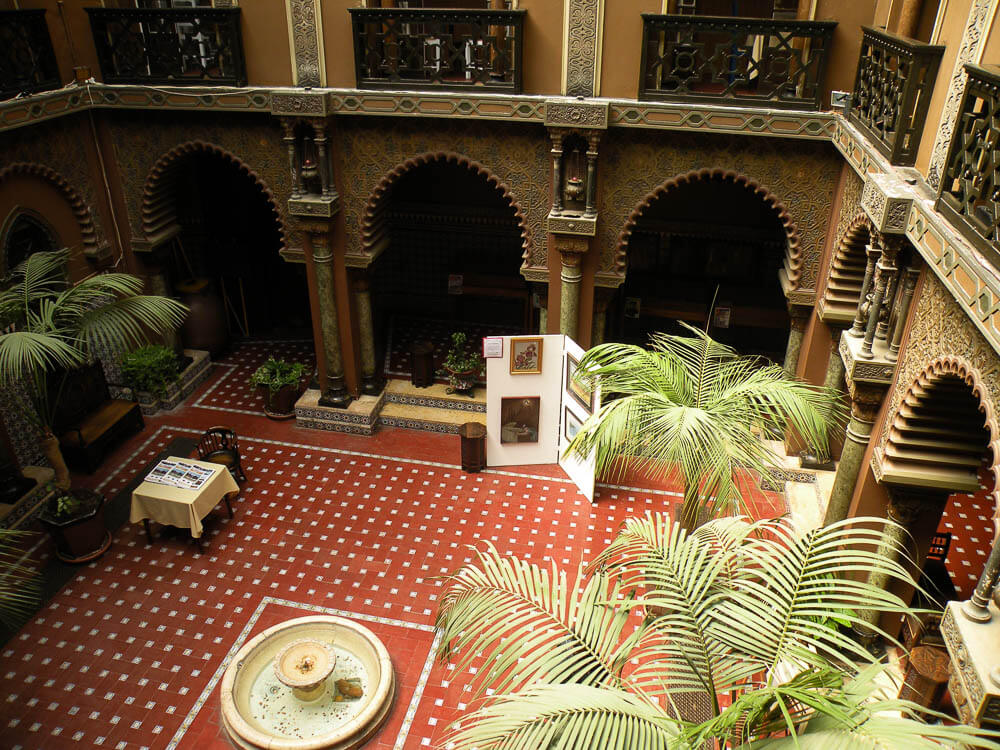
<box><xmin>964</xmin><ymin>529</ymin><xmax>1000</xmax><ymax>622</ymax></box>
<box><xmin>312</xmin><ymin>120</ymin><xmax>333</xmax><ymax>200</ymax></box>
<box><xmin>550</xmin><ymin>133</ymin><xmax>564</xmax><ymax>215</ymax></box>
<box><xmin>584</xmin><ymin>133</ymin><xmax>599</xmax><ymax>218</ymax></box>
<box><xmin>309</xmin><ymin>230</ymin><xmax>352</xmax><ymax>408</ymax></box>
<box><xmin>282</xmin><ymin>120</ymin><xmax>303</xmax><ymax>199</ymax></box>
<box><xmin>848</xmin><ymin>241</ymin><xmax>882</xmax><ymax>338</ymax></box>
<box><xmin>859</xmin><ymin>236</ymin><xmax>900</xmax><ymax>359</ymax></box>
<box><xmin>888</xmin><ymin>268</ymin><xmax>920</xmax><ymax>361</ymax></box>
<box><xmin>783</xmin><ymin>307</ymin><xmax>809</xmax><ymax>378</ymax></box>
<box><xmin>557</xmin><ymin>237</ymin><xmax>588</xmax><ymax>340</ymax></box>
<box><xmin>533</xmin><ymin>283</ymin><xmax>549</xmax><ymax>335</ymax></box>
<box><xmin>897</xmin><ymin>0</ymin><xmax>924</xmax><ymax>38</ymax></box>
<box><xmin>591</xmin><ymin>288</ymin><xmax>613</xmax><ymax>347</ymax></box>
<box><xmin>823</xmin><ymin>386</ymin><xmax>882</xmax><ymax>525</ymax></box>
<box><xmin>352</xmin><ymin>269</ymin><xmax>383</xmax><ymax>396</ymax></box>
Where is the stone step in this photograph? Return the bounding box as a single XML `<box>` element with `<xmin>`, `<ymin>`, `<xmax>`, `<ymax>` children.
<box><xmin>378</xmin><ymin>401</ymin><xmax>486</xmax><ymax>434</ymax></box>
<box><xmin>383</xmin><ymin>378</ymin><xmax>486</xmax><ymax>413</ymax></box>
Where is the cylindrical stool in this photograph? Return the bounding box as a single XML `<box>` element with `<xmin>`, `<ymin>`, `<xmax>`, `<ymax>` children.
<box><xmin>898</xmin><ymin>645</ymin><xmax>950</xmax><ymax>717</ymax></box>
<box><xmin>459</xmin><ymin>422</ymin><xmax>487</xmax><ymax>473</ymax></box>
<box><xmin>411</xmin><ymin>340</ymin><xmax>435</xmax><ymax>388</ymax></box>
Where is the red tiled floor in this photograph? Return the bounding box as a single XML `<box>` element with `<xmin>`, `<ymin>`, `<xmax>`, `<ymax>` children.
<box><xmin>383</xmin><ymin>317</ymin><xmax>520</xmax><ymax>383</ymax></box>
<box><xmin>937</xmin><ymin>464</ymin><xmax>998</xmax><ymax>600</ymax></box>
<box><xmin>0</xmin><ymin>341</ymin><xmax>786</xmax><ymax>750</ymax></box>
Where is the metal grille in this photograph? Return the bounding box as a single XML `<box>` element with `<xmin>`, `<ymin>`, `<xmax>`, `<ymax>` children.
<box><xmin>848</xmin><ymin>27</ymin><xmax>944</xmax><ymax>167</ymax></box>
<box><xmin>0</xmin><ymin>10</ymin><xmax>60</xmax><ymax>101</ymax></box>
<box><xmin>348</xmin><ymin>8</ymin><xmax>525</xmax><ymax>93</ymax></box>
<box><xmin>936</xmin><ymin>64</ymin><xmax>1000</xmax><ymax>267</ymax></box>
<box><xmin>85</xmin><ymin>7</ymin><xmax>246</xmax><ymax>87</ymax></box>
<box><xmin>638</xmin><ymin>14</ymin><xmax>837</xmax><ymax>110</ymax></box>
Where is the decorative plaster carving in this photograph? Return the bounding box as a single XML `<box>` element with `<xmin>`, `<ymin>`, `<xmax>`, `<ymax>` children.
<box><xmin>271</xmin><ymin>92</ymin><xmax>328</xmax><ymax>117</ymax></box>
<box><xmin>609</xmin><ymin>102</ymin><xmax>836</xmax><ymax>138</ymax></box>
<box><xmin>564</xmin><ymin>0</ymin><xmax>602</xmax><ymax>97</ymax></box>
<box><xmin>546</xmin><ymin>213</ymin><xmax>596</xmax><ymax>236</ymax></box>
<box><xmin>943</xmin><ymin>604</ymin><xmax>987</xmax><ymax>719</ymax></box>
<box><xmin>545</xmin><ymin>100</ymin><xmax>608</xmax><ymax>129</ymax></box>
<box><xmin>926</xmin><ymin>0</ymin><xmax>1000</xmax><ymax>190</ymax></box>
<box><xmin>286</xmin><ymin>0</ymin><xmax>324</xmax><ymax>89</ymax></box>
<box><xmin>861</xmin><ymin>172</ymin><xmax>913</xmax><ymax>235</ymax></box>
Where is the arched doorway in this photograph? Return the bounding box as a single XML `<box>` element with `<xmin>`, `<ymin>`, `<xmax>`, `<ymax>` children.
<box><xmin>365</xmin><ymin>154</ymin><xmax>530</xmax><ymax>382</ymax></box>
<box><xmin>611</xmin><ymin>170</ymin><xmax>798</xmax><ymax>360</ymax></box>
<box><xmin>878</xmin><ymin>358</ymin><xmax>998</xmax><ymax>639</ymax></box>
<box><xmin>1</xmin><ymin>211</ymin><xmax>58</xmax><ymax>281</ymax></box>
<box><xmin>143</xmin><ymin>144</ymin><xmax>308</xmax><ymax>347</ymax></box>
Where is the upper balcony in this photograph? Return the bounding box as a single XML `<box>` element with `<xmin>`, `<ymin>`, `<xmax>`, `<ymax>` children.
<box><xmin>847</xmin><ymin>27</ymin><xmax>944</xmax><ymax>168</ymax></box>
<box><xmin>637</xmin><ymin>14</ymin><xmax>837</xmax><ymax>111</ymax></box>
<box><xmin>0</xmin><ymin>10</ymin><xmax>60</xmax><ymax>101</ymax></box>
<box><xmin>348</xmin><ymin>7</ymin><xmax>526</xmax><ymax>94</ymax></box>
<box><xmin>85</xmin><ymin>7</ymin><xmax>246</xmax><ymax>87</ymax></box>
<box><xmin>936</xmin><ymin>64</ymin><xmax>1000</xmax><ymax>269</ymax></box>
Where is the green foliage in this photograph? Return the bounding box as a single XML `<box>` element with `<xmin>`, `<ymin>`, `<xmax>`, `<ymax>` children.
<box><xmin>564</xmin><ymin>323</ymin><xmax>846</xmax><ymax>528</ymax></box>
<box><xmin>0</xmin><ymin>528</ymin><xmax>39</xmax><ymax>628</ymax></box>
<box><xmin>122</xmin><ymin>345</ymin><xmax>180</xmax><ymax>397</ymax></box>
<box><xmin>438</xmin><ymin>332</ymin><xmax>484</xmax><ymax>391</ymax></box>
<box><xmin>248</xmin><ymin>357</ymin><xmax>306</xmax><ymax>393</ymax></box>
<box><xmin>436</xmin><ymin>514</ymin><xmax>1000</xmax><ymax>749</ymax></box>
<box><xmin>0</xmin><ymin>249</ymin><xmax>188</xmax><ymax>434</ymax></box>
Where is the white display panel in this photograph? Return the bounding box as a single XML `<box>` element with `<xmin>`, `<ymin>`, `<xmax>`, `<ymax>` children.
<box><xmin>558</xmin><ymin>337</ymin><xmax>598</xmax><ymax>502</ymax></box>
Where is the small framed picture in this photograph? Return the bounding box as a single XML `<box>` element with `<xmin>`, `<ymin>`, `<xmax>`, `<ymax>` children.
<box><xmin>564</xmin><ymin>407</ymin><xmax>583</xmax><ymax>442</ymax></box>
<box><xmin>565</xmin><ymin>354</ymin><xmax>594</xmax><ymax>413</ymax></box>
<box><xmin>500</xmin><ymin>396</ymin><xmax>541</xmax><ymax>444</ymax></box>
<box><xmin>510</xmin><ymin>337</ymin><xmax>543</xmax><ymax>375</ymax></box>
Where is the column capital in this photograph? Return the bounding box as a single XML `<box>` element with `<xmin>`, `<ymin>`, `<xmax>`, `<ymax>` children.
<box><xmin>554</xmin><ymin>235</ymin><xmax>589</xmax><ymax>261</ymax></box>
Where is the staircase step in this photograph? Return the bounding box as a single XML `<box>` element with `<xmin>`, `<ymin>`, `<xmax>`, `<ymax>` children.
<box><xmin>384</xmin><ymin>379</ymin><xmax>486</xmax><ymax>413</ymax></box>
<box><xmin>379</xmin><ymin>401</ymin><xmax>486</xmax><ymax>434</ymax></box>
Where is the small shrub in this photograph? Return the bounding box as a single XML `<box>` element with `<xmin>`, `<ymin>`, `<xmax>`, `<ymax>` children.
<box><xmin>122</xmin><ymin>345</ymin><xmax>180</xmax><ymax>397</ymax></box>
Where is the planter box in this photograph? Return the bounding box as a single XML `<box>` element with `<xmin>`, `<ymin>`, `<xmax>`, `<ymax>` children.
<box><xmin>115</xmin><ymin>349</ymin><xmax>211</xmax><ymax>416</ymax></box>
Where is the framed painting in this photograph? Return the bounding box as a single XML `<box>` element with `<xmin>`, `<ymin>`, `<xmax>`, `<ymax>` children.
<box><xmin>564</xmin><ymin>407</ymin><xmax>583</xmax><ymax>442</ymax></box>
<box><xmin>500</xmin><ymin>396</ymin><xmax>541</xmax><ymax>443</ymax></box>
<box><xmin>565</xmin><ymin>354</ymin><xmax>594</xmax><ymax>413</ymax></box>
<box><xmin>510</xmin><ymin>337</ymin><xmax>543</xmax><ymax>375</ymax></box>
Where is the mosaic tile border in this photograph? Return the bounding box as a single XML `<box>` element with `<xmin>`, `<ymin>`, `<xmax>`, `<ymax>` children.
<box><xmin>384</xmin><ymin>391</ymin><xmax>487</xmax><ymax>413</ymax></box>
<box><xmin>165</xmin><ymin>595</ymin><xmax>441</xmax><ymax>750</ymax></box>
<box><xmin>378</xmin><ymin>414</ymin><xmax>463</xmax><ymax>434</ymax></box>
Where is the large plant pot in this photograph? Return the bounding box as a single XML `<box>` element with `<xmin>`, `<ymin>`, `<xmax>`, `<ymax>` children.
<box><xmin>38</xmin><ymin>489</ymin><xmax>111</xmax><ymax>564</ymax></box>
<box><xmin>176</xmin><ymin>277</ymin><xmax>228</xmax><ymax>356</ymax></box>
<box><xmin>259</xmin><ymin>384</ymin><xmax>301</xmax><ymax>420</ymax></box>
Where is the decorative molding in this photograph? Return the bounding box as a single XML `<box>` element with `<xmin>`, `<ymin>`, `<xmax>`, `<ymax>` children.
<box><xmin>288</xmin><ymin>195</ymin><xmax>339</xmax><ymax>218</ymax></box>
<box><xmin>545</xmin><ymin>99</ymin><xmax>608</xmax><ymax>129</ymax></box>
<box><xmin>327</xmin><ymin>91</ymin><xmax>546</xmax><ymax>122</ymax></box>
<box><xmin>926</xmin><ymin>0</ymin><xmax>1000</xmax><ymax>190</ymax></box>
<box><xmin>546</xmin><ymin>213</ymin><xmax>596</xmax><ymax>236</ymax></box>
<box><xmin>861</xmin><ymin>172</ymin><xmax>913</xmax><ymax>235</ymax></box>
<box><xmin>609</xmin><ymin>101</ymin><xmax>836</xmax><ymax>139</ymax></box>
<box><xmin>563</xmin><ymin>0</ymin><xmax>603</xmax><ymax>97</ymax></box>
<box><xmin>840</xmin><ymin>333</ymin><xmax>897</xmax><ymax>386</ymax></box>
<box><xmin>285</xmin><ymin>0</ymin><xmax>325</xmax><ymax>89</ymax></box>
<box><xmin>271</xmin><ymin>91</ymin><xmax>328</xmax><ymax>117</ymax></box>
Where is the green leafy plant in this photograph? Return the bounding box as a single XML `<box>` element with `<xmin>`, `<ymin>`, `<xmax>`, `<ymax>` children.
<box><xmin>438</xmin><ymin>332</ymin><xmax>484</xmax><ymax>391</ymax></box>
<box><xmin>0</xmin><ymin>528</ymin><xmax>39</xmax><ymax>628</ymax></box>
<box><xmin>436</xmin><ymin>513</ymin><xmax>1000</xmax><ymax>749</ymax></box>
<box><xmin>0</xmin><ymin>250</ymin><xmax>188</xmax><ymax>488</ymax></box>
<box><xmin>248</xmin><ymin>357</ymin><xmax>306</xmax><ymax>393</ymax></box>
<box><xmin>564</xmin><ymin>323</ymin><xmax>845</xmax><ymax>529</ymax></box>
<box><xmin>122</xmin><ymin>344</ymin><xmax>180</xmax><ymax>398</ymax></box>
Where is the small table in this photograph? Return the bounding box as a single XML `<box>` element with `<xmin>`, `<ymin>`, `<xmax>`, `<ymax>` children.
<box><xmin>130</xmin><ymin>457</ymin><xmax>239</xmax><ymax>550</ymax></box>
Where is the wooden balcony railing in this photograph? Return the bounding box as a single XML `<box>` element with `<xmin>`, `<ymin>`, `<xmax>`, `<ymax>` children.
<box><xmin>936</xmin><ymin>64</ymin><xmax>1000</xmax><ymax>267</ymax></box>
<box><xmin>86</xmin><ymin>7</ymin><xmax>246</xmax><ymax>87</ymax></box>
<box><xmin>0</xmin><ymin>10</ymin><xmax>60</xmax><ymax>101</ymax></box>
<box><xmin>638</xmin><ymin>14</ymin><xmax>837</xmax><ymax>110</ymax></box>
<box><xmin>348</xmin><ymin>8</ymin><xmax>525</xmax><ymax>93</ymax></box>
<box><xmin>848</xmin><ymin>27</ymin><xmax>944</xmax><ymax>167</ymax></box>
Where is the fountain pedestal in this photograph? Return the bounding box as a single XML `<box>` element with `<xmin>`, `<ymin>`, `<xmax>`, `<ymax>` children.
<box><xmin>274</xmin><ymin>639</ymin><xmax>336</xmax><ymax>702</ymax></box>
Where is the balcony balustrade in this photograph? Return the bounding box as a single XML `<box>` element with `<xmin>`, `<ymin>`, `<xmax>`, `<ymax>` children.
<box><xmin>0</xmin><ymin>10</ymin><xmax>60</xmax><ymax>101</ymax></box>
<box><xmin>848</xmin><ymin>27</ymin><xmax>944</xmax><ymax>167</ymax></box>
<box><xmin>936</xmin><ymin>64</ymin><xmax>1000</xmax><ymax>268</ymax></box>
<box><xmin>86</xmin><ymin>7</ymin><xmax>245</xmax><ymax>87</ymax></box>
<box><xmin>638</xmin><ymin>14</ymin><xmax>836</xmax><ymax>110</ymax></box>
<box><xmin>348</xmin><ymin>8</ymin><xmax>525</xmax><ymax>93</ymax></box>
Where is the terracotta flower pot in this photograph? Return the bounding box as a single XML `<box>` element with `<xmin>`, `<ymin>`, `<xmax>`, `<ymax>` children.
<box><xmin>260</xmin><ymin>384</ymin><xmax>300</xmax><ymax>420</ymax></box>
<box><xmin>38</xmin><ymin>489</ymin><xmax>111</xmax><ymax>564</ymax></box>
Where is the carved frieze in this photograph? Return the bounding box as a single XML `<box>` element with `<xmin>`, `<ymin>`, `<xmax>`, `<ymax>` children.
<box><xmin>271</xmin><ymin>91</ymin><xmax>328</xmax><ymax>117</ymax></box>
<box><xmin>546</xmin><ymin>213</ymin><xmax>596</xmax><ymax>236</ymax></box>
<box><xmin>564</xmin><ymin>0</ymin><xmax>602</xmax><ymax>97</ymax></box>
<box><xmin>544</xmin><ymin>99</ymin><xmax>608</xmax><ymax>130</ymax></box>
<box><xmin>288</xmin><ymin>195</ymin><xmax>339</xmax><ymax>218</ymax></box>
<box><xmin>840</xmin><ymin>333</ymin><xmax>896</xmax><ymax>386</ymax></box>
<box><xmin>861</xmin><ymin>172</ymin><xmax>913</xmax><ymax>235</ymax></box>
<box><xmin>286</xmin><ymin>0</ymin><xmax>324</xmax><ymax>88</ymax></box>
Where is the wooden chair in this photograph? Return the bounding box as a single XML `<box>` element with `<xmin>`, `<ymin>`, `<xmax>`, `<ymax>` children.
<box><xmin>197</xmin><ymin>426</ymin><xmax>246</xmax><ymax>482</ymax></box>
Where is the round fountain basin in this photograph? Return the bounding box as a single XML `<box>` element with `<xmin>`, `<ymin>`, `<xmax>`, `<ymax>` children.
<box><xmin>221</xmin><ymin>616</ymin><xmax>395</xmax><ymax>750</ymax></box>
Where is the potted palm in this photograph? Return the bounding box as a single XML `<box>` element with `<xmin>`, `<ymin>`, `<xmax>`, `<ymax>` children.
<box><xmin>436</xmin><ymin>514</ymin><xmax>1000</xmax><ymax>749</ymax></box>
<box><xmin>564</xmin><ymin>323</ymin><xmax>844</xmax><ymax>530</ymax></box>
<box><xmin>0</xmin><ymin>250</ymin><xmax>188</xmax><ymax>488</ymax></box>
<box><xmin>439</xmin><ymin>332</ymin><xmax>484</xmax><ymax>395</ymax></box>
<box><xmin>37</xmin><ymin>486</ymin><xmax>110</xmax><ymax>563</ymax></box>
<box><xmin>249</xmin><ymin>357</ymin><xmax>307</xmax><ymax>419</ymax></box>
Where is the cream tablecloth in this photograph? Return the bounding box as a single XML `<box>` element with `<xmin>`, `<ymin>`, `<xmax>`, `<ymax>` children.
<box><xmin>130</xmin><ymin>457</ymin><xmax>239</xmax><ymax>538</ymax></box>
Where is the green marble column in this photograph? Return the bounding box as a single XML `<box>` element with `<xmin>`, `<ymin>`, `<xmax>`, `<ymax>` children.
<box><xmin>353</xmin><ymin>271</ymin><xmax>383</xmax><ymax>395</ymax></box>
<box><xmin>823</xmin><ymin>340</ymin><xmax>846</xmax><ymax>392</ymax></box>
<box><xmin>823</xmin><ymin>396</ymin><xmax>878</xmax><ymax>526</ymax></box>
<box><xmin>310</xmin><ymin>231</ymin><xmax>352</xmax><ymax>408</ymax></box>
<box><xmin>558</xmin><ymin>240</ymin><xmax>586</xmax><ymax>340</ymax></box>
<box><xmin>783</xmin><ymin>311</ymin><xmax>808</xmax><ymax>378</ymax></box>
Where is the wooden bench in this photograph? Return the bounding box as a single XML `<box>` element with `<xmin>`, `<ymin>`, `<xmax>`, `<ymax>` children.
<box><xmin>52</xmin><ymin>360</ymin><xmax>144</xmax><ymax>473</ymax></box>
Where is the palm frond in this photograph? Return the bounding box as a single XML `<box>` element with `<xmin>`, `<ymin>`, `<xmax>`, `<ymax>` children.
<box><xmin>436</xmin><ymin>543</ymin><xmax>637</xmax><ymax>696</ymax></box>
<box><xmin>77</xmin><ymin>295</ymin><xmax>188</xmax><ymax>356</ymax></box>
<box><xmin>0</xmin><ymin>330</ymin><xmax>83</xmax><ymax>383</ymax></box>
<box><xmin>442</xmin><ymin>684</ymin><xmax>679</xmax><ymax>750</ymax></box>
<box><xmin>0</xmin><ymin>528</ymin><xmax>40</xmax><ymax>628</ymax></box>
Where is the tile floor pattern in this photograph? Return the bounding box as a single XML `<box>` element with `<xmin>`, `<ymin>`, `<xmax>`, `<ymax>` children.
<box><xmin>937</xmin><ymin>464</ymin><xmax>998</xmax><ymax>601</ymax></box>
<box><xmin>192</xmin><ymin>339</ymin><xmax>316</xmax><ymax>415</ymax></box>
<box><xmin>383</xmin><ymin>317</ymin><xmax>521</xmax><ymax>382</ymax></box>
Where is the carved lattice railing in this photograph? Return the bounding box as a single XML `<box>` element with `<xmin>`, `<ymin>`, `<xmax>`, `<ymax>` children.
<box><xmin>936</xmin><ymin>64</ymin><xmax>1000</xmax><ymax>268</ymax></box>
<box><xmin>86</xmin><ymin>8</ymin><xmax>246</xmax><ymax>86</ymax></box>
<box><xmin>848</xmin><ymin>27</ymin><xmax>944</xmax><ymax>167</ymax></box>
<box><xmin>638</xmin><ymin>14</ymin><xmax>836</xmax><ymax>110</ymax></box>
<box><xmin>0</xmin><ymin>10</ymin><xmax>60</xmax><ymax>101</ymax></box>
<box><xmin>348</xmin><ymin>8</ymin><xmax>525</xmax><ymax>93</ymax></box>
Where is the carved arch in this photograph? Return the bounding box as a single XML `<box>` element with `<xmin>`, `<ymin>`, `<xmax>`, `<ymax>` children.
<box><xmin>360</xmin><ymin>151</ymin><xmax>531</xmax><ymax>266</ymax></box>
<box><xmin>883</xmin><ymin>356</ymin><xmax>999</xmax><ymax>507</ymax></box>
<box><xmin>820</xmin><ymin>213</ymin><xmax>872</xmax><ymax>322</ymax></box>
<box><xmin>141</xmin><ymin>141</ymin><xmax>285</xmax><ymax>251</ymax></box>
<box><xmin>615</xmin><ymin>168</ymin><xmax>803</xmax><ymax>289</ymax></box>
<box><xmin>0</xmin><ymin>162</ymin><xmax>98</xmax><ymax>256</ymax></box>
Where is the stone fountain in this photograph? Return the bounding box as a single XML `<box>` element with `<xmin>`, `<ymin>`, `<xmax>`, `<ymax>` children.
<box><xmin>221</xmin><ymin>616</ymin><xmax>395</xmax><ymax>750</ymax></box>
